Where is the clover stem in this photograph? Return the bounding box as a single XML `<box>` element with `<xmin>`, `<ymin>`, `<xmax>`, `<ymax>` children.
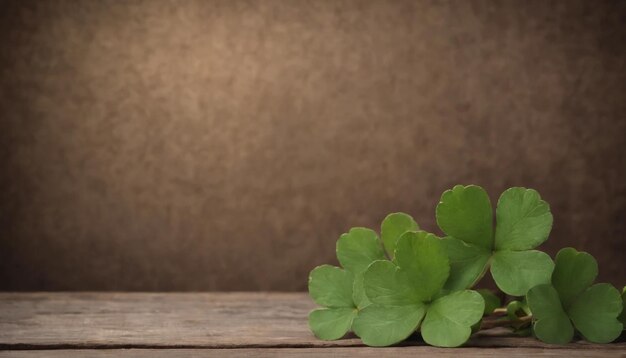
<box><xmin>480</xmin><ymin>314</ymin><xmax>532</xmax><ymax>330</ymax></box>
<box><xmin>492</xmin><ymin>308</ymin><xmax>508</xmax><ymax>315</ymax></box>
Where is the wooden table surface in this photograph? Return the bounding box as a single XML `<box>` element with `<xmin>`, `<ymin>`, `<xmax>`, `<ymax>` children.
<box><xmin>0</xmin><ymin>292</ymin><xmax>624</xmax><ymax>357</ymax></box>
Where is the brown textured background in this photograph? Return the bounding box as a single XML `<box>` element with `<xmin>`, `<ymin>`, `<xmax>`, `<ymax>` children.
<box><xmin>0</xmin><ymin>0</ymin><xmax>625</xmax><ymax>291</ymax></box>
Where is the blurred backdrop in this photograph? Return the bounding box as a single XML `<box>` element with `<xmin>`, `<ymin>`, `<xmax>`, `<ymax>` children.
<box><xmin>0</xmin><ymin>0</ymin><xmax>624</xmax><ymax>291</ymax></box>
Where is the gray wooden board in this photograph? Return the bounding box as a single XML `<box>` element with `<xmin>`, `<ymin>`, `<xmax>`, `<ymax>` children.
<box><xmin>0</xmin><ymin>292</ymin><xmax>624</xmax><ymax>356</ymax></box>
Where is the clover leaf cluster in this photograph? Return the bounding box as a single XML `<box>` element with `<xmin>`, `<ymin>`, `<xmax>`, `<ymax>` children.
<box><xmin>308</xmin><ymin>185</ymin><xmax>624</xmax><ymax>347</ymax></box>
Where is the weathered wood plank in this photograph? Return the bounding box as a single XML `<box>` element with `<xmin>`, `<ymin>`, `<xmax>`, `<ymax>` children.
<box><xmin>0</xmin><ymin>292</ymin><xmax>337</xmax><ymax>348</ymax></box>
<box><xmin>0</xmin><ymin>348</ymin><xmax>623</xmax><ymax>358</ymax></box>
<box><xmin>0</xmin><ymin>292</ymin><xmax>624</xmax><ymax>353</ymax></box>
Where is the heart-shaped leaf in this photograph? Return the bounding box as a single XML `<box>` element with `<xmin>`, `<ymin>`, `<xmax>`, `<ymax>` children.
<box><xmin>353</xmin><ymin>259</ymin><xmax>427</xmax><ymax>346</ymax></box>
<box><xmin>551</xmin><ymin>247</ymin><xmax>598</xmax><ymax>309</ymax></box>
<box><xmin>526</xmin><ymin>248</ymin><xmax>624</xmax><ymax>344</ymax></box>
<box><xmin>436</xmin><ymin>185</ymin><xmax>493</xmax><ymax>249</ymax></box>
<box><xmin>393</xmin><ymin>231</ymin><xmax>449</xmax><ymax>301</ymax></box>
<box><xmin>307</xmin><ymin>265</ymin><xmax>355</xmax><ymax>340</ymax></box>
<box><xmin>420</xmin><ymin>290</ymin><xmax>485</xmax><ymax>347</ymax></box>
<box><xmin>381</xmin><ymin>212</ymin><xmax>419</xmax><ymax>258</ymax></box>
<box><xmin>352</xmin><ymin>304</ymin><xmax>426</xmax><ymax>346</ymax></box>
<box><xmin>363</xmin><ymin>260</ymin><xmax>422</xmax><ymax>306</ymax></box>
<box><xmin>526</xmin><ymin>284</ymin><xmax>574</xmax><ymax>344</ymax></box>
<box><xmin>568</xmin><ymin>283</ymin><xmax>623</xmax><ymax>343</ymax></box>
<box><xmin>491</xmin><ymin>250</ymin><xmax>554</xmax><ymax>296</ymax></box>
<box><xmin>308</xmin><ymin>265</ymin><xmax>354</xmax><ymax>308</ymax></box>
<box><xmin>337</xmin><ymin>228</ymin><xmax>386</xmax><ymax>274</ymax></box>
<box><xmin>308</xmin><ymin>308</ymin><xmax>357</xmax><ymax>340</ymax></box>
<box><xmin>494</xmin><ymin>187</ymin><xmax>553</xmax><ymax>251</ymax></box>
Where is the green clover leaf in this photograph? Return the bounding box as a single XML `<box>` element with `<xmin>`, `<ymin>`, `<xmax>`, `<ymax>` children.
<box><xmin>393</xmin><ymin>231</ymin><xmax>450</xmax><ymax>301</ymax></box>
<box><xmin>351</xmin><ymin>260</ymin><xmax>427</xmax><ymax>346</ymax></box>
<box><xmin>381</xmin><ymin>212</ymin><xmax>419</xmax><ymax>258</ymax></box>
<box><xmin>551</xmin><ymin>246</ymin><xmax>598</xmax><ymax>309</ymax></box>
<box><xmin>308</xmin><ymin>226</ymin><xmax>388</xmax><ymax>340</ymax></box>
<box><xmin>490</xmin><ymin>250</ymin><xmax>554</xmax><ymax>296</ymax></box>
<box><xmin>420</xmin><ymin>290</ymin><xmax>485</xmax><ymax>347</ymax></box>
<box><xmin>525</xmin><ymin>284</ymin><xmax>573</xmax><ymax>344</ymax></box>
<box><xmin>352</xmin><ymin>302</ymin><xmax>427</xmax><ymax>347</ymax></box>
<box><xmin>337</xmin><ymin>227</ymin><xmax>387</xmax><ymax>311</ymax></box>
<box><xmin>308</xmin><ymin>308</ymin><xmax>357</xmax><ymax>341</ymax></box>
<box><xmin>337</xmin><ymin>228</ymin><xmax>386</xmax><ymax>274</ymax></box>
<box><xmin>436</xmin><ymin>185</ymin><xmax>493</xmax><ymax>249</ymax></box>
<box><xmin>494</xmin><ymin>187</ymin><xmax>553</xmax><ymax>251</ymax></box>
<box><xmin>436</xmin><ymin>185</ymin><xmax>554</xmax><ymax>295</ymax></box>
<box><xmin>568</xmin><ymin>284</ymin><xmax>623</xmax><ymax>343</ymax></box>
<box><xmin>526</xmin><ymin>248</ymin><xmax>623</xmax><ymax>344</ymax></box>
<box><xmin>353</xmin><ymin>231</ymin><xmax>484</xmax><ymax>347</ymax></box>
<box><xmin>308</xmin><ymin>265</ymin><xmax>357</xmax><ymax>340</ymax></box>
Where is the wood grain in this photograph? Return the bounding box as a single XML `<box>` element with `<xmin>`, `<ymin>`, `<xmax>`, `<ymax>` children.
<box><xmin>0</xmin><ymin>348</ymin><xmax>624</xmax><ymax>358</ymax></box>
<box><xmin>0</xmin><ymin>292</ymin><xmax>335</xmax><ymax>348</ymax></box>
<box><xmin>0</xmin><ymin>292</ymin><xmax>624</xmax><ymax>357</ymax></box>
